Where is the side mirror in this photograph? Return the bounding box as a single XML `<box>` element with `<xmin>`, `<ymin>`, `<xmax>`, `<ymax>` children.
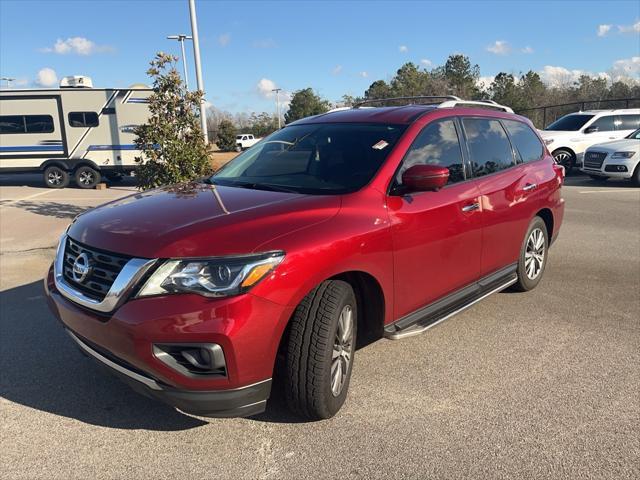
<box><xmin>401</xmin><ymin>164</ymin><xmax>449</xmax><ymax>192</ymax></box>
<box><xmin>584</xmin><ymin>126</ymin><xmax>599</xmax><ymax>134</ymax></box>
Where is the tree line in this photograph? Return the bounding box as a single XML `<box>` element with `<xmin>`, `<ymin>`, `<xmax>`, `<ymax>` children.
<box><xmin>211</xmin><ymin>54</ymin><xmax>639</xmax><ymax>150</ymax></box>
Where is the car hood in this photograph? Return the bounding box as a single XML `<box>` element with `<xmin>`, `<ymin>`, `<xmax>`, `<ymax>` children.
<box><xmin>68</xmin><ymin>182</ymin><xmax>341</xmax><ymax>258</ymax></box>
<box><xmin>586</xmin><ymin>138</ymin><xmax>640</xmax><ymax>154</ymax></box>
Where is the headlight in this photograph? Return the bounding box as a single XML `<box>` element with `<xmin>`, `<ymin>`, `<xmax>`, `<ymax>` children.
<box><xmin>611</xmin><ymin>151</ymin><xmax>637</xmax><ymax>159</ymax></box>
<box><xmin>544</xmin><ymin>139</ymin><xmax>554</xmax><ymax>146</ymax></box>
<box><xmin>137</xmin><ymin>252</ymin><xmax>285</xmax><ymax>298</ymax></box>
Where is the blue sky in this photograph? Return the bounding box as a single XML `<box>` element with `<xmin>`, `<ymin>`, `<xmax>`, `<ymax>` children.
<box><xmin>1</xmin><ymin>0</ymin><xmax>638</xmax><ymax>113</ymax></box>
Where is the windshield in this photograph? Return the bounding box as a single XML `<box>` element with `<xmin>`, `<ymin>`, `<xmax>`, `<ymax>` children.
<box><xmin>627</xmin><ymin>128</ymin><xmax>640</xmax><ymax>140</ymax></box>
<box><xmin>545</xmin><ymin>114</ymin><xmax>595</xmax><ymax>131</ymax></box>
<box><xmin>211</xmin><ymin>123</ymin><xmax>407</xmax><ymax>194</ymax></box>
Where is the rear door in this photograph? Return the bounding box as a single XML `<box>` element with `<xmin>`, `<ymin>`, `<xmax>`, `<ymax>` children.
<box><xmin>388</xmin><ymin>117</ymin><xmax>483</xmax><ymax>318</ymax></box>
<box><xmin>615</xmin><ymin>114</ymin><xmax>640</xmax><ymax>137</ymax></box>
<box><xmin>460</xmin><ymin>116</ymin><xmax>542</xmax><ymax>276</ymax></box>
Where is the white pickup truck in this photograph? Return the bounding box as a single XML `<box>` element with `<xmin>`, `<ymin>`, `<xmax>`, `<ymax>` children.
<box><xmin>235</xmin><ymin>134</ymin><xmax>261</xmax><ymax>152</ymax></box>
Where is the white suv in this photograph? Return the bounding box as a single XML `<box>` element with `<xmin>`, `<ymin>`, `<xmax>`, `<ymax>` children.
<box><xmin>538</xmin><ymin>109</ymin><xmax>640</xmax><ymax>173</ymax></box>
<box><xmin>581</xmin><ymin>128</ymin><xmax>640</xmax><ymax>185</ymax></box>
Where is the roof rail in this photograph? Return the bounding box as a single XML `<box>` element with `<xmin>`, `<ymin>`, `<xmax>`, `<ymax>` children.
<box><xmin>438</xmin><ymin>99</ymin><xmax>514</xmax><ymax>113</ymax></box>
<box><xmin>353</xmin><ymin>95</ymin><xmax>461</xmax><ymax>108</ymax></box>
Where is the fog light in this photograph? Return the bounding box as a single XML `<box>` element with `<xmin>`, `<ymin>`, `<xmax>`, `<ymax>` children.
<box><xmin>153</xmin><ymin>343</ymin><xmax>226</xmax><ymax>377</ymax></box>
<box><xmin>604</xmin><ymin>165</ymin><xmax>628</xmax><ymax>172</ymax></box>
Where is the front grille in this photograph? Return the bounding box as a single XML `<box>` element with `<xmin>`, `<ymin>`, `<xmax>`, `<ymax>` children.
<box><xmin>584</xmin><ymin>151</ymin><xmax>607</xmax><ymax>169</ymax></box>
<box><xmin>63</xmin><ymin>237</ymin><xmax>131</xmax><ymax>301</ymax></box>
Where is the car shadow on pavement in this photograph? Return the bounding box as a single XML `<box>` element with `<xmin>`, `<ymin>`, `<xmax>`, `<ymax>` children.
<box><xmin>0</xmin><ymin>281</ymin><xmax>207</xmax><ymax>431</ymax></box>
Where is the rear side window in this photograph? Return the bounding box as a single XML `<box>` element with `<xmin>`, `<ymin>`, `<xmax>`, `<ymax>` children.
<box><xmin>397</xmin><ymin>118</ymin><xmax>465</xmax><ymax>185</ymax></box>
<box><xmin>503</xmin><ymin>120</ymin><xmax>544</xmax><ymax>163</ymax></box>
<box><xmin>0</xmin><ymin>115</ymin><xmax>54</xmax><ymax>134</ymax></box>
<box><xmin>462</xmin><ymin>117</ymin><xmax>515</xmax><ymax>177</ymax></box>
<box><xmin>589</xmin><ymin>115</ymin><xmax>615</xmax><ymax>132</ymax></box>
<box><xmin>616</xmin><ymin>114</ymin><xmax>640</xmax><ymax>131</ymax></box>
<box><xmin>68</xmin><ymin>111</ymin><xmax>99</xmax><ymax>128</ymax></box>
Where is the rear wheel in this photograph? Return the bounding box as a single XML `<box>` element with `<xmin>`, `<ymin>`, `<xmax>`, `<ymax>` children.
<box><xmin>553</xmin><ymin>149</ymin><xmax>575</xmax><ymax>175</ymax></box>
<box><xmin>43</xmin><ymin>166</ymin><xmax>69</xmax><ymax>188</ymax></box>
<box><xmin>512</xmin><ymin>216</ymin><xmax>549</xmax><ymax>292</ymax></box>
<box><xmin>283</xmin><ymin>280</ymin><xmax>357</xmax><ymax>420</ymax></box>
<box><xmin>74</xmin><ymin>166</ymin><xmax>101</xmax><ymax>189</ymax></box>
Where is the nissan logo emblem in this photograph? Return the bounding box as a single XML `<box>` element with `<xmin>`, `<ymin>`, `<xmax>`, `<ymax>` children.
<box><xmin>72</xmin><ymin>252</ymin><xmax>93</xmax><ymax>283</ymax></box>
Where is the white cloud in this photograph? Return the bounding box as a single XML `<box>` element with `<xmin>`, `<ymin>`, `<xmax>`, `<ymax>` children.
<box><xmin>332</xmin><ymin>65</ymin><xmax>343</xmax><ymax>75</ymax></box>
<box><xmin>40</xmin><ymin>37</ymin><xmax>112</xmax><ymax>55</ymax></box>
<box><xmin>256</xmin><ymin>78</ymin><xmax>291</xmax><ymax>107</ymax></box>
<box><xmin>218</xmin><ymin>33</ymin><xmax>231</xmax><ymax>47</ymax></box>
<box><xmin>486</xmin><ymin>40</ymin><xmax>510</xmax><ymax>55</ymax></box>
<box><xmin>359</xmin><ymin>71</ymin><xmax>369</xmax><ymax>78</ymax></box>
<box><xmin>538</xmin><ymin>61</ymin><xmax>639</xmax><ymax>87</ymax></box>
<box><xmin>597</xmin><ymin>24</ymin><xmax>612</xmax><ymax>37</ymax></box>
<box><xmin>35</xmin><ymin>67</ymin><xmax>58</xmax><ymax>87</ymax></box>
<box><xmin>618</xmin><ymin>20</ymin><xmax>640</xmax><ymax>33</ymax></box>
<box><xmin>610</xmin><ymin>56</ymin><xmax>640</xmax><ymax>82</ymax></box>
<box><xmin>420</xmin><ymin>59</ymin><xmax>432</xmax><ymax>67</ymax></box>
<box><xmin>399</xmin><ymin>45</ymin><xmax>408</xmax><ymax>53</ymax></box>
<box><xmin>521</xmin><ymin>46</ymin><xmax>534</xmax><ymax>54</ymax></box>
<box><xmin>476</xmin><ymin>76</ymin><xmax>495</xmax><ymax>89</ymax></box>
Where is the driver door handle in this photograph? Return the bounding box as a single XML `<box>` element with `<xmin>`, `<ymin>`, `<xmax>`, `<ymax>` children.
<box><xmin>461</xmin><ymin>202</ymin><xmax>480</xmax><ymax>212</ymax></box>
<box><xmin>523</xmin><ymin>183</ymin><xmax>537</xmax><ymax>192</ymax></box>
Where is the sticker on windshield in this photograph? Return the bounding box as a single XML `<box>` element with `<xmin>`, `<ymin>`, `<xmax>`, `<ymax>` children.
<box><xmin>372</xmin><ymin>140</ymin><xmax>389</xmax><ymax>150</ymax></box>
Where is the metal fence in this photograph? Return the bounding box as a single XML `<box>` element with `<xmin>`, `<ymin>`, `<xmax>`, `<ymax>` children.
<box><xmin>516</xmin><ymin>98</ymin><xmax>640</xmax><ymax>129</ymax></box>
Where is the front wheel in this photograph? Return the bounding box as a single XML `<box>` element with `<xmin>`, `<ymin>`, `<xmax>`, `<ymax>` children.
<box><xmin>74</xmin><ymin>166</ymin><xmax>101</xmax><ymax>189</ymax></box>
<box><xmin>43</xmin><ymin>165</ymin><xmax>69</xmax><ymax>188</ymax></box>
<box><xmin>553</xmin><ymin>149</ymin><xmax>575</xmax><ymax>175</ymax></box>
<box><xmin>283</xmin><ymin>280</ymin><xmax>357</xmax><ymax>420</ymax></box>
<box><xmin>512</xmin><ymin>216</ymin><xmax>549</xmax><ymax>292</ymax></box>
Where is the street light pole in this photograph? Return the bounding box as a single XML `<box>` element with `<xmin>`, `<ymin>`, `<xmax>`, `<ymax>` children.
<box><xmin>272</xmin><ymin>88</ymin><xmax>282</xmax><ymax>129</ymax></box>
<box><xmin>166</xmin><ymin>34</ymin><xmax>192</xmax><ymax>90</ymax></box>
<box><xmin>1</xmin><ymin>77</ymin><xmax>15</xmax><ymax>88</ymax></box>
<box><xmin>188</xmin><ymin>0</ymin><xmax>208</xmax><ymax>144</ymax></box>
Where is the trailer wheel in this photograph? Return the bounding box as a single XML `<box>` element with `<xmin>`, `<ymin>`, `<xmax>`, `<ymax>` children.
<box><xmin>43</xmin><ymin>166</ymin><xmax>70</xmax><ymax>189</ymax></box>
<box><xmin>74</xmin><ymin>166</ymin><xmax>101</xmax><ymax>189</ymax></box>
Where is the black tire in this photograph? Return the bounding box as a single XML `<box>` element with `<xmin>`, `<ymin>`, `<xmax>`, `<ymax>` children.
<box><xmin>632</xmin><ymin>163</ymin><xmax>640</xmax><ymax>187</ymax></box>
<box><xmin>283</xmin><ymin>280</ymin><xmax>357</xmax><ymax>420</ymax></box>
<box><xmin>74</xmin><ymin>166</ymin><xmax>101</xmax><ymax>189</ymax></box>
<box><xmin>512</xmin><ymin>216</ymin><xmax>549</xmax><ymax>292</ymax></box>
<box><xmin>235</xmin><ymin>145</ymin><xmax>242</xmax><ymax>152</ymax></box>
<box><xmin>553</xmin><ymin>149</ymin><xmax>575</xmax><ymax>175</ymax></box>
<box><xmin>589</xmin><ymin>175</ymin><xmax>608</xmax><ymax>183</ymax></box>
<box><xmin>43</xmin><ymin>165</ymin><xmax>70</xmax><ymax>189</ymax></box>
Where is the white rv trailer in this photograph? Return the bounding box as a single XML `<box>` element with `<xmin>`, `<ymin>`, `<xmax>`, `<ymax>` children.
<box><xmin>0</xmin><ymin>76</ymin><xmax>151</xmax><ymax>188</ymax></box>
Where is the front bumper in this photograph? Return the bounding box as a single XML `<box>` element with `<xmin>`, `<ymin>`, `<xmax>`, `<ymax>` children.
<box><xmin>44</xmin><ymin>266</ymin><xmax>293</xmax><ymax>417</ymax></box>
<box><xmin>581</xmin><ymin>153</ymin><xmax>637</xmax><ymax>179</ymax></box>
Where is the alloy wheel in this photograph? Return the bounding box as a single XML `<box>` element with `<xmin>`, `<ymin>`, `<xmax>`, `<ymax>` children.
<box><xmin>525</xmin><ymin>228</ymin><xmax>545</xmax><ymax>280</ymax></box>
<box><xmin>78</xmin><ymin>171</ymin><xmax>94</xmax><ymax>185</ymax></box>
<box><xmin>48</xmin><ymin>171</ymin><xmax>63</xmax><ymax>185</ymax></box>
<box><xmin>331</xmin><ymin>305</ymin><xmax>354</xmax><ymax>397</ymax></box>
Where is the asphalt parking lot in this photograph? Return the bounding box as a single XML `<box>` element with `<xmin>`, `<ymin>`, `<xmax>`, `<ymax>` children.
<box><xmin>1</xmin><ymin>173</ymin><xmax>638</xmax><ymax>480</ymax></box>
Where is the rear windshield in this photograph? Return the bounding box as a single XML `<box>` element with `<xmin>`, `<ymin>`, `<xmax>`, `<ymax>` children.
<box><xmin>211</xmin><ymin>123</ymin><xmax>407</xmax><ymax>194</ymax></box>
<box><xmin>545</xmin><ymin>114</ymin><xmax>594</xmax><ymax>131</ymax></box>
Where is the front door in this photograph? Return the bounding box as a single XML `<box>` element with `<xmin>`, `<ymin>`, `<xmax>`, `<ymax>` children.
<box><xmin>387</xmin><ymin>117</ymin><xmax>482</xmax><ymax>319</ymax></box>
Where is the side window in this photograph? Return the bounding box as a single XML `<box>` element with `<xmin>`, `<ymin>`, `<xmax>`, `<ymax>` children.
<box><xmin>589</xmin><ymin>115</ymin><xmax>616</xmax><ymax>132</ymax></box>
<box><xmin>25</xmin><ymin>115</ymin><xmax>54</xmax><ymax>133</ymax></box>
<box><xmin>462</xmin><ymin>117</ymin><xmax>516</xmax><ymax>177</ymax></box>
<box><xmin>68</xmin><ymin>112</ymin><xmax>99</xmax><ymax>128</ymax></box>
<box><xmin>503</xmin><ymin>119</ymin><xmax>544</xmax><ymax>163</ymax></box>
<box><xmin>0</xmin><ymin>115</ymin><xmax>25</xmax><ymax>133</ymax></box>
<box><xmin>615</xmin><ymin>114</ymin><xmax>640</xmax><ymax>131</ymax></box>
<box><xmin>396</xmin><ymin>118</ymin><xmax>466</xmax><ymax>186</ymax></box>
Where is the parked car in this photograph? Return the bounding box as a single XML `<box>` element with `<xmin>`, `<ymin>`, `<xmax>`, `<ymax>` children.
<box><xmin>538</xmin><ymin>109</ymin><xmax>640</xmax><ymax>174</ymax></box>
<box><xmin>235</xmin><ymin>133</ymin><xmax>260</xmax><ymax>151</ymax></box>
<box><xmin>581</xmin><ymin>128</ymin><xmax>640</xmax><ymax>185</ymax></box>
<box><xmin>44</xmin><ymin>97</ymin><xmax>565</xmax><ymax>420</ymax></box>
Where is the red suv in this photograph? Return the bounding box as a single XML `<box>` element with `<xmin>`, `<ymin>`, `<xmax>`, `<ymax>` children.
<box><xmin>45</xmin><ymin>98</ymin><xmax>564</xmax><ymax>419</ymax></box>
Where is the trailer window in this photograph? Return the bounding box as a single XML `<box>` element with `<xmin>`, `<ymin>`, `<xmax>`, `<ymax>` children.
<box><xmin>0</xmin><ymin>116</ymin><xmax>25</xmax><ymax>133</ymax></box>
<box><xmin>68</xmin><ymin>112</ymin><xmax>99</xmax><ymax>128</ymax></box>
<box><xmin>0</xmin><ymin>115</ymin><xmax>54</xmax><ymax>134</ymax></box>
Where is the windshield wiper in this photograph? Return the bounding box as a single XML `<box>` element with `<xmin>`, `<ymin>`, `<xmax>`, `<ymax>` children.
<box><xmin>215</xmin><ymin>180</ymin><xmax>301</xmax><ymax>194</ymax></box>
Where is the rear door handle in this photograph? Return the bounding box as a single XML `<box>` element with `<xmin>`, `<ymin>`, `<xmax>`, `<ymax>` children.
<box><xmin>523</xmin><ymin>183</ymin><xmax>537</xmax><ymax>192</ymax></box>
<box><xmin>461</xmin><ymin>202</ymin><xmax>480</xmax><ymax>212</ymax></box>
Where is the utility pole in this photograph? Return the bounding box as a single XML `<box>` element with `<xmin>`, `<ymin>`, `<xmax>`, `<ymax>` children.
<box><xmin>188</xmin><ymin>0</ymin><xmax>208</xmax><ymax>143</ymax></box>
<box><xmin>272</xmin><ymin>88</ymin><xmax>282</xmax><ymax>129</ymax></box>
<box><xmin>166</xmin><ymin>34</ymin><xmax>192</xmax><ymax>90</ymax></box>
<box><xmin>1</xmin><ymin>77</ymin><xmax>15</xmax><ymax>88</ymax></box>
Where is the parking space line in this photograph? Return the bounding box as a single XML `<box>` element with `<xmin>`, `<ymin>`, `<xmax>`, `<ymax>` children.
<box><xmin>0</xmin><ymin>189</ymin><xmax>54</xmax><ymax>206</ymax></box>
<box><xmin>579</xmin><ymin>189</ymin><xmax>640</xmax><ymax>194</ymax></box>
